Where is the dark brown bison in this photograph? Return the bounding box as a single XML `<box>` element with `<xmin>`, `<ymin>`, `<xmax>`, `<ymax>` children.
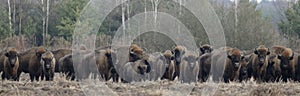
<box><xmin>237</xmin><ymin>56</ymin><xmax>250</xmax><ymax>82</ymax></box>
<box><xmin>58</xmin><ymin>54</ymin><xmax>75</xmax><ymax>80</ymax></box>
<box><xmin>161</xmin><ymin>50</ymin><xmax>175</xmax><ymax>80</ymax></box>
<box><xmin>51</xmin><ymin>48</ymin><xmax>72</xmax><ymax>72</ymax></box>
<box><xmin>180</xmin><ymin>51</ymin><xmax>199</xmax><ymax>83</ymax></box>
<box><xmin>199</xmin><ymin>44</ymin><xmax>213</xmax><ymax>56</ymax></box>
<box><xmin>248</xmin><ymin>45</ymin><xmax>270</xmax><ymax>82</ymax></box>
<box><xmin>198</xmin><ymin>52</ymin><xmax>212</xmax><ymax>82</ymax></box>
<box><xmin>172</xmin><ymin>45</ymin><xmax>186</xmax><ymax>80</ymax></box>
<box><xmin>272</xmin><ymin>45</ymin><xmax>298</xmax><ymax>82</ymax></box>
<box><xmin>28</xmin><ymin>46</ymin><xmax>47</xmax><ymax>82</ymax></box>
<box><xmin>40</xmin><ymin>51</ymin><xmax>56</xmax><ymax>81</ymax></box>
<box><xmin>59</xmin><ymin>49</ymin><xmax>92</xmax><ymax>80</ymax></box>
<box><xmin>2</xmin><ymin>47</ymin><xmax>19</xmax><ymax>81</ymax></box>
<box><xmin>121</xmin><ymin>55</ymin><xmax>151</xmax><ymax>82</ymax></box>
<box><xmin>17</xmin><ymin>47</ymin><xmax>38</xmax><ymax>74</ymax></box>
<box><xmin>264</xmin><ymin>54</ymin><xmax>281</xmax><ymax>82</ymax></box>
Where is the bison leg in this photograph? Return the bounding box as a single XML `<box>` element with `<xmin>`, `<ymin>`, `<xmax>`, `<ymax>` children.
<box><xmin>30</xmin><ymin>74</ymin><xmax>35</xmax><ymax>82</ymax></box>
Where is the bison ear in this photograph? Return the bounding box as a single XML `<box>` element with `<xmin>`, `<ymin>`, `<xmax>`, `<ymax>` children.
<box><xmin>254</xmin><ymin>50</ymin><xmax>258</xmax><ymax>55</ymax></box>
<box><xmin>277</xmin><ymin>55</ymin><xmax>282</xmax><ymax>60</ymax></box>
<box><xmin>290</xmin><ymin>52</ymin><xmax>294</xmax><ymax>60</ymax></box>
<box><xmin>227</xmin><ymin>55</ymin><xmax>232</xmax><ymax>59</ymax></box>
<box><xmin>4</xmin><ymin>52</ymin><xmax>9</xmax><ymax>57</ymax></box>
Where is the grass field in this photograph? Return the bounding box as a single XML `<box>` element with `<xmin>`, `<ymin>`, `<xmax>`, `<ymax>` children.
<box><xmin>1</xmin><ymin>73</ymin><xmax>300</xmax><ymax>96</ymax></box>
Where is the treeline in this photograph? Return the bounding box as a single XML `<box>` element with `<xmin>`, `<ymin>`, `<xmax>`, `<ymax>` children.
<box><xmin>0</xmin><ymin>0</ymin><xmax>299</xmax><ymax>52</ymax></box>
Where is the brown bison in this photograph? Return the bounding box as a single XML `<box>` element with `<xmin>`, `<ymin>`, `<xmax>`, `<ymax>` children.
<box><xmin>179</xmin><ymin>51</ymin><xmax>199</xmax><ymax>83</ymax></box>
<box><xmin>171</xmin><ymin>45</ymin><xmax>186</xmax><ymax>80</ymax></box>
<box><xmin>0</xmin><ymin>51</ymin><xmax>5</xmax><ymax>79</ymax></box>
<box><xmin>121</xmin><ymin>55</ymin><xmax>151</xmax><ymax>82</ymax></box>
<box><xmin>2</xmin><ymin>47</ymin><xmax>19</xmax><ymax>81</ymax></box>
<box><xmin>84</xmin><ymin>49</ymin><xmax>117</xmax><ymax>81</ymax></box>
<box><xmin>248</xmin><ymin>45</ymin><xmax>270</xmax><ymax>82</ymax></box>
<box><xmin>198</xmin><ymin>52</ymin><xmax>212</xmax><ymax>82</ymax></box>
<box><xmin>51</xmin><ymin>48</ymin><xmax>72</xmax><ymax>72</ymax></box>
<box><xmin>212</xmin><ymin>47</ymin><xmax>244</xmax><ymax>83</ymax></box>
<box><xmin>272</xmin><ymin>45</ymin><xmax>298</xmax><ymax>82</ymax></box>
<box><xmin>161</xmin><ymin>50</ymin><xmax>175</xmax><ymax>80</ymax></box>
<box><xmin>129</xmin><ymin>44</ymin><xmax>144</xmax><ymax>62</ymax></box>
<box><xmin>28</xmin><ymin>46</ymin><xmax>47</xmax><ymax>82</ymax></box>
<box><xmin>199</xmin><ymin>44</ymin><xmax>213</xmax><ymax>56</ymax></box>
<box><xmin>264</xmin><ymin>54</ymin><xmax>281</xmax><ymax>82</ymax></box>
<box><xmin>40</xmin><ymin>51</ymin><xmax>56</xmax><ymax>81</ymax></box>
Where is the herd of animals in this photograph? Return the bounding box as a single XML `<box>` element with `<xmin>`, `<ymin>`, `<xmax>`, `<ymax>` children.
<box><xmin>0</xmin><ymin>44</ymin><xmax>299</xmax><ymax>83</ymax></box>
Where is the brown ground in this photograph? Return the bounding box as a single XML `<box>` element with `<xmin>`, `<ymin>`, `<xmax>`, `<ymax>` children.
<box><xmin>1</xmin><ymin>73</ymin><xmax>300</xmax><ymax>96</ymax></box>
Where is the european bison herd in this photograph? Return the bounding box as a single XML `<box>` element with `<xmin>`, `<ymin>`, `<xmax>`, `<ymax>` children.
<box><xmin>1</xmin><ymin>44</ymin><xmax>300</xmax><ymax>84</ymax></box>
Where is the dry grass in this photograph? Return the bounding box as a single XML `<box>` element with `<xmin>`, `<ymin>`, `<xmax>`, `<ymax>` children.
<box><xmin>1</xmin><ymin>73</ymin><xmax>300</xmax><ymax>96</ymax></box>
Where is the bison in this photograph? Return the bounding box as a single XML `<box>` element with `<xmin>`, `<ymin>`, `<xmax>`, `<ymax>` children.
<box><xmin>171</xmin><ymin>45</ymin><xmax>186</xmax><ymax>80</ymax></box>
<box><xmin>198</xmin><ymin>52</ymin><xmax>212</xmax><ymax>82</ymax></box>
<box><xmin>2</xmin><ymin>47</ymin><xmax>19</xmax><ymax>81</ymax></box>
<box><xmin>28</xmin><ymin>46</ymin><xmax>47</xmax><ymax>82</ymax></box>
<box><xmin>40</xmin><ymin>51</ymin><xmax>56</xmax><ymax>81</ymax></box>
<box><xmin>121</xmin><ymin>55</ymin><xmax>151</xmax><ymax>82</ymax></box>
<box><xmin>248</xmin><ymin>45</ymin><xmax>270</xmax><ymax>82</ymax></box>
<box><xmin>179</xmin><ymin>51</ymin><xmax>199</xmax><ymax>83</ymax></box>
<box><xmin>212</xmin><ymin>47</ymin><xmax>244</xmax><ymax>83</ymax></box>
<box><xmin>161</xmin><ymin>50</ymin><xmax>175</xmax><ymax>80</ymax></box>
<box><xmin>272</xmin><ymin>45</ymin><xmax>298</xmax><ymax>82</ymax></box>
<box><xmin>264</xmin><ymin>54</ymin><xmax>281</xmax><ymax>82</ymax></box>
<box><xmin>51</xmin><ymin>48</ymin><xmax>72</xmax><ymax>72</ymax></box>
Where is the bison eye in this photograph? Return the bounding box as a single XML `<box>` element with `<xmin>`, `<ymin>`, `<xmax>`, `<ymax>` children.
<box><xmin>277</xmin><ymin>56</ymin><xmax>282</xmax><ymax>60</ymax></box>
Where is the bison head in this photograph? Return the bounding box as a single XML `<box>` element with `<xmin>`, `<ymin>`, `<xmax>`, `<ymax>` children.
<box><xmin>5</xmin><ymin>47</ymin><xmax>18</xmax><ymax>67</ymax></box>
<box><xmin>41</xmin><ymin>51</ymin><xmax>55</xmax><ymax>71</ymax></box>
<box><xmin>36</xmin><ymin>46</ymin><xmax>48</xmax><ymax>57</ymax></box>
<box><xmin>200</xmin><ymin>44</ymin><xmax>213</xmax><ymax>55</ymax></box>
<box><xmin>227</xmin><ymin>48</ymin><xmax>244</xmax><ymax>71</ymax></box>
<box><xmin>173</xmin><ymin>45</ymin><xmax>186</xmax><ymax>65</ymax></box>
<box><xmin>254</xmin><ymin>45</ymin><xmax>270</xmax><ymax>66</ymax></box>
<box><xmin>129</xmin><ymin>44</ymin><xmax>144</xmax><ymax>62</ymax></box>
<box><xmin>278</xmin><ymin>50</ymin><xmax>294</xmax><ymax>69</ymax></box>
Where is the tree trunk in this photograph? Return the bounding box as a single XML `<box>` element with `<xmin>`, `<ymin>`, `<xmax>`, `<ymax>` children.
<box><xmin>42</xmin><ymin>0</ymin><xmax>45</xmax><ymax>46</ymax></box>
<box><xmin>8</xmin><ymin>0</ymin><xmax>12</xmax><ymax>38</ymax></box>
<box><xmin>46</xmin><ymin>0</ymin><xmax>50</xmax><ymax>47</ymax></box>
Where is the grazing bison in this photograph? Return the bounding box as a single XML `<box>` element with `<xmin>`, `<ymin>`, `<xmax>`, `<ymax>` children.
<box><xmin>51</xmin><ymin>48</ymin><xmax>72</xmax><ymax>72</ymax></box>
<box><xmin>212</xmin><ymin>47</ymin><xmax>244</xmax><ymax>83</ymax></box>
<box><xmin>198</xmin><ymin>52</ymin><xmax>212</xmax><ymax>82</ymax></box>
<box><xmin>172</xmin><ymin>45</ymin><xmax>186</xmax><ymax>80</ymax></box>
<box><xmin>249</xmin><ymin>45</ymin><xmax>270</xmax><ymax>82</ymax></box>
<box><xmin>161</xmin><ymin>50</ymin><xmax>175</xmax><ymax>80</ymax></box>
<box><xmin>58</xmin><ymin>54</ymin><xmax>75</xmax><ymax>80</ymax></box>
<box><xmin>264</xmin><ymin>54</ymin><xmax>281</xmax><ymax>82</ymax></box>
<box><xmin>28</xmin><ymin>46</ymin><xmax>47</xmax><ymax>82</ymax></box>
<box><xmin>199</xmin><ymin>44</ymin><xmax>213</xmax><ymax>56</ymax></box>
<box><xmin>180</xmin><ymin>51</ymin><xmax>199</xmax><ymax>83</ymax></box>
<box><xmin>40</xmin><ymin>51</ymin><xmax>56</xmax><ymax>81</ymax></box>
<box><xmin>272</xmin><ymin>45</ymin><xmax>298</xmax><ymax>82</ymax></box>
<box><xmin>121</xmin><ymin>56</ymin><xmax>151</xmax><ymax>82</ymax></box>
<box><xmin>2</xmin><ymin>47</ymin><xmax>19</xmax><ymax>81</ymax></box>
